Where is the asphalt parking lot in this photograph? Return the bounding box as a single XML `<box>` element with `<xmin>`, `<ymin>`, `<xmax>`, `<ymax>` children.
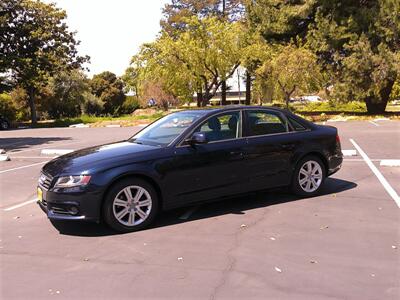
<box><xmin>0</xmin><ymin>120</ymin><xmax>399</xmax><ymax>299</ymax></box>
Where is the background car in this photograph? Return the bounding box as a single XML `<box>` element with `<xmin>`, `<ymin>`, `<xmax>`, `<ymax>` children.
<box><xmin>0</xmin><ymin>115</ymin><xmax>10</xmax><ymax>130</ymax></box>
<box><xmin>37</xmin><ymin>106</ymin><xmax>343</xmax><ymax>232</ymax></box>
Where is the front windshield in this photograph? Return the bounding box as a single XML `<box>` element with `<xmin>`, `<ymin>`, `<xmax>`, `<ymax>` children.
<box><xmin>130</xmin><ymin>111</ymin><xmax>205</xmax><ymax>146</ymax></box>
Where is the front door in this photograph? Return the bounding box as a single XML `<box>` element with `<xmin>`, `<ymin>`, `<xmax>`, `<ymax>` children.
<box><xmin>163</xmin><ymin>111</ymin><xmax>247</xmax><ymax>208</ymax></box>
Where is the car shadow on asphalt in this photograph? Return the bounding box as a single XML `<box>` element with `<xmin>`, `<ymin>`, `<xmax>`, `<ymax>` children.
<box><xmin>0</xmin><ymin>137</ymin><xmax>72</xmax><ymax>152</ymax></box>
<box><xmin>50</xmin><ymin>177</ymin><xmax>357</xmax><ymax>237</ymax></box>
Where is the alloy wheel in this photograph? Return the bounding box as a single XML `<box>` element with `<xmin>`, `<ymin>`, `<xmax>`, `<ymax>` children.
<box><xmin>298</xmin><ymin>160</ymin><xmax>323</xmax><ymax>193</ymax></box>
<box><xmin>112</xmin><ymin>185</ymin><xmax>152</xmax><ymax>226</ymax></box>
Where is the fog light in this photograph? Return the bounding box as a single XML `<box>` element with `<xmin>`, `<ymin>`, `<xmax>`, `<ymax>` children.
<box><xmin>69</xmin><ymin>206</ymin><xmax>79</xmax><ymax>215</ymax></box>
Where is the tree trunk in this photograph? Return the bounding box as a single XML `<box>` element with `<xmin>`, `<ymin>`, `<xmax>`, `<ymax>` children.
<box><xmin>285</xmin><ymin>93</ymin><xmax>290</xmax><ymax>110</ymax></box>
<box><xmin>202</xmin><ymin>83</ymin><xmax>210</xmax><ymax>107</ymax></box>
<box><xmin>28</xmin><ymin>87</ymin><xmax>37</xmax><ymax>125</ymax></box>
<box><xmin>196</xmin><ymin>91</ymin><xmax>203</xmax><ymax>107</ymax></box>
<box><xmin>245</xmin><ymin>71</ymin><xmax>251</xmax><ymax>105</ymax></box>
<box><xmin>365</xmin><ymin>79</ymin><xmax>395</xmax><ymax>114</ymax></box>
<box><xmin>221</xmin><ymin>80</ymin><xmax>227</xmax><ymax>106</ymax></box>
<box><xmin>365</xmin><ymin>97</ymin><xmax>388</xmax><ymax>114</ymax></box>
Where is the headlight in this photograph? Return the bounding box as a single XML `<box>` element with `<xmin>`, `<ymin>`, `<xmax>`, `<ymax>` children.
<box><xmin>54</xmin><ymin>175</ymin><xmax>91</xmax><ymax>188</ymax></box>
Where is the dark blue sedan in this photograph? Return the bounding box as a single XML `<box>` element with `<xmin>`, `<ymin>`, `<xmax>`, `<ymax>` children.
<box><xmin>37</xmin><ymin>106</ymin><xmax>343</xmax><ymax>232</ymax></box>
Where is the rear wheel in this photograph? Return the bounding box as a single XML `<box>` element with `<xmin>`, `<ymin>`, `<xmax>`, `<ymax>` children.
<box><xmin>291</xmin><ymin>156</ymin><xmax>325</xmax><ymax>197</ymax></box>
<box><xmin>103</xmin><ymin>178</ymin><xmax>159</xmax><ymax>232</ymax></box>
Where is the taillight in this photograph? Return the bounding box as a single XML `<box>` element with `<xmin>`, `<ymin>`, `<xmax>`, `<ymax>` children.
<box><xmin>336</xmin><ymin>134</ymin><xmax>341</xmax><ymax>146</ymax></box>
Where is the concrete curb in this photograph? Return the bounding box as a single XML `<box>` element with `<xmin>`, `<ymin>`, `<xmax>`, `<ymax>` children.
<box><xmin>0</xmin><ymin>155</ymin><xmax>10</xmax><ymax>161</ymax></box>
<box><xmin>106</xmin><ymin>124</ymin><xmax>121</xmax><ymax>128</ymax></box>
<box><xmin>69</xmin><ymin>123</ymin><xmax>89</xmax><ymax>128</ymax></box>
<box><xmin>41</xmin><ymin>149</ymin><xmax>74</xmax><ymax>156</ymax></box>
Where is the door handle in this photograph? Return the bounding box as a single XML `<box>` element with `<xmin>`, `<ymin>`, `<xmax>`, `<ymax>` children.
<box><xmin>281</xmin><ymin>143</ymin><xmax>295</xmax><ymax>150</ymax></box>
<box><xmin>229</xmin><ymin>151</ymin><xmax>244</xmax><ymax>160</ymax></box>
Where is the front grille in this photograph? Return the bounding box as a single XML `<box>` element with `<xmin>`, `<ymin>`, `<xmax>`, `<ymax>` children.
<box><xmin>38</xmin><ymin>172</ymin><xmax>53</xmax><ymax>190</ymax></box>
<box><xmin>42</xmin><ymin>199</ymin><xmax>47</xmax><ymax>207</ymax></box>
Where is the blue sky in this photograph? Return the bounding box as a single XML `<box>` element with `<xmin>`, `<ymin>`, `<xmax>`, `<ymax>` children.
<box><xmin>43</xmin><ymin>0</ymin><xmax>169</xmax><ymax>77</ymax></box>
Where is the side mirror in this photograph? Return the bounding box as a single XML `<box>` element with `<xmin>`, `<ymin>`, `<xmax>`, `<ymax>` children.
<box><xmin>186</xmin><ymin>132</ymin><xmax>208</xmax><ymax>145</ymax></box>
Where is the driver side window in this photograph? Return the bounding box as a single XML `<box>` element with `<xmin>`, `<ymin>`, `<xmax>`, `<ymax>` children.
<box><xmin>193</xmin><ymin>111</ymin><xmax>241</xmax><ymax>142</ymax></box>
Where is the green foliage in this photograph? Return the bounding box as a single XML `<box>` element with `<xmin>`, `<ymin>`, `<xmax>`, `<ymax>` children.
<box><xmin>90</xmin><ymin>71</ymin><xmax>125</xmax><ymax>115</ymax></box>
<box><xmin>306</xmin><ymin>0</ymin><xmax>400</xmax><ymax>113</ymax></box>
<box><xmin>124</xmin><ymin>16</ymin><xmax>244</xmax><ymax>107</ymax></box>
<box><xmin>0</xmin><ymin>0</ymin><xmax>89</xmax><ymax>123</ymax></box>
<box><xmin>0</xmin><ymin>93</ymin><xmax>17</xmax><ymax>122</ymax></box>
<box><xmin>390</xmin><ymin>80</ymin><xmax>400</xmax><ymax>101</ymax></box>
<box><xmin>81</xmin><ymin>92</ymin><xmax>103</xmax><ymax>116</ymax></box>
<box><xmin>40</xmin><ymin>70</ymin><xmax>89</xmax><ymax>119</ymax></box>
<box><xmin>256</xmin><ymin>45</ymin><xmax>323</xmax><ymax>109</ymax></box>
<box><xmin>294</xmin><ymin>101</ymin><xmax>367</xmax><ymax>113</ymax></box>
<box><xmin>120</xmin><ymin>96</ymin><xmax>140</xmax><ymax>114</ymax></box>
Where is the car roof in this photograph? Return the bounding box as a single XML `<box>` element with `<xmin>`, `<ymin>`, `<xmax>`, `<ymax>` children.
<box><xmin>177</xmin><ymin>105</ymin><xmax>289</xmax><ymax>116</ymax></box>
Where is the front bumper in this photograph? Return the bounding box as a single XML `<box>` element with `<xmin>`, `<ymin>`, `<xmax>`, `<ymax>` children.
<box><xmin>37</xmin><ymin>186</ymin><xmax>102</xmax><ymax>222</ymax></box>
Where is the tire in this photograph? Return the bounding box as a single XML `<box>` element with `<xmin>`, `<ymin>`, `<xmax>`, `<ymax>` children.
<box><xmin>102</xmin><ymin>178</ymin><xmax>159</xmax><ymax>232</ymax></box>
<box><xmin>291</xmin><ymin>155</ymin><xmax>326</xmax><ymax>197</ymax></box>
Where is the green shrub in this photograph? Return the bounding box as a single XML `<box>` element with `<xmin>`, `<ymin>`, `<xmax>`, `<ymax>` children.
<box><xmin>82</xmin><ymin>92</ymin><xmax>104</xmax><ymax>116</ymax></box>
<box><xmin>120</xmin><ymin>96</ymin><xmax>140</xmax><ymax>114</ymax></box>
<box><xmin>294</xmin><ymin>101</ymin><xmax>367</xmax><ymax>113</ymax></box>
<box><xmin>0</xmin><ymin>93</ymin><xmax>17</xmax><ymax>122</ymax></box>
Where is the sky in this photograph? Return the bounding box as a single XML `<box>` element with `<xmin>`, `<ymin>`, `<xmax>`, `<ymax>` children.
<box><xmin>43</xmin><ymin>0</ymin><xmax>169</xmax><ymax>77</ymax></box>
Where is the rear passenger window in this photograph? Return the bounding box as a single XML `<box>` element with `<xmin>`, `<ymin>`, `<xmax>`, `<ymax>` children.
<box><xmin>245</xmin><ymin>111</ymin><xmax>288</xmax><ymax>136</ymax></box>
<box><xmin>288</xmin><ymin>117</ymin><xmax>307</xmax><ymax>131</ymax></box>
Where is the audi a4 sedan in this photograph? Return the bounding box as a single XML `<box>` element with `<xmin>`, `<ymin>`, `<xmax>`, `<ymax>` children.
<box><xmin>37</xmin><ymin>106</ymin><xmax>342</xmax><ymax>232</ymax></box>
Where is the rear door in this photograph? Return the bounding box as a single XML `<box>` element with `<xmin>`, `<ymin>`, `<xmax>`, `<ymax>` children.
<box><xmin>243</xmin><ymin>109</ymin><xmax>300</xmax><ymax>190</ymax></box>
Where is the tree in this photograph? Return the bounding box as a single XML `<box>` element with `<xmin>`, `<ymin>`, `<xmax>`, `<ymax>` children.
<box><xmin>140</xmin><ymin>80</ymin><xmax>176</xmax><ymax>111</ymax></box>
<box><xmin>161</xmin><ymin>0</ymin><xmax>244</xmax><ymax>35</ymax></box>
<box><xmin>0</xmin><ymin>0</ymin><xmax>89</xmax><ymax>124</ymax></box>
<box><xmin>41</xmin><ymin>70</ymin><xmax>89</xmax><ymax>119</ymax></box>
<box><xmin>90</xmin><ymin>71</ymin><xmax>125</xmax><ymax>115</ymax></box>
<box><xmin>161</xmin><ymin>0</ymin><xmax>245</xmax><ymax>105</ymax></box>
<box><xmin>245</xmin><ymin>0</ymin><xmax>317</xmax><ymax>43</ymax></box>
<box><xmin>257</xmin><ymin>45</ymin><xmax>323</xmax><ymax>109</ymax></box>
<box><xmin>166</xmin><ymin>16</ymin><xmax>243</xmax><ymax>106</ymax></box>
<box><xmin>125</xmin><ymin>16</ymin><xmax>243</xmax><ymax>107</ymax></box>
<box><xmin>307</xmin><ymin>0</ymin><xmax>400</xmax><ymax>113</ymax></box>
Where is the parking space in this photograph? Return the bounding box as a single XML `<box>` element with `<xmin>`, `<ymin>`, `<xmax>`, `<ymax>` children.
<box><xmin>0</xmin><ymin>121</ymin><xmax>399</xmax><ymax>299</ymax></box>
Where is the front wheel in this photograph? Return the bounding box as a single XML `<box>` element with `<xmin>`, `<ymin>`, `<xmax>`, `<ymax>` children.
<box><xmin>103</xmin><ymin>178</ymin><xmax>159</xmax><ymax>232</ymax></box>
<box><xmin>291</xmin><ymin>156</ymin><xmax>325</xmax><ymax>197</ymax></box>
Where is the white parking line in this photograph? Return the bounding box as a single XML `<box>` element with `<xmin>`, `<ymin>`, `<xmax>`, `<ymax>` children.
<box><xmin>380</xmin><ymin>160</ymin><xmax>400</xmax><ymax>167</ymax></box>
<box><xmin>179</xmin><ymin>206</ymin><xmax>200</xmax><ymax>220</ymax></box>
<box><xmin>342</xmin><ymin>150</ymin><xmax>357</xmax><ymax>156</ymax></box>
<box><xmin>3</xmin><ymin>198</ymin><xmax>38</xmax><ymax>211</ymax></box>
<box><xmin>369</xmin><ymin>121</ymin><xmax>379</xmax><ymax>126</ymax></box>
<box><xmin>0</xmin><ymin>161</ymin><xmax>48</xmax><ymax>174</ymax></box>
<box><xmin>350</xmin><ymin>139</ymin><xmax>400</xmax><ymax>208</ymax></box>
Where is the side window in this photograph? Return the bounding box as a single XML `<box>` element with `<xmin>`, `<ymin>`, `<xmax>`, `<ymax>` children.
<box><xmin>245</xmin><ymin>111</ymin><xmax>288</xmax><ymax>136</ymax></box>
<box><xmin>288</xmin><ymin>117</ymin><xmax>307</xmax><ymax>131</ymax></box>
<box><xmin>193</xmin><ymin>111</ymin><xmax>241</xmax><ymax>142</ymax></box>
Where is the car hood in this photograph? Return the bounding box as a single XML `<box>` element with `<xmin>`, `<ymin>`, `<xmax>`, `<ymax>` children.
<box><xmin>42</xmin><ymin>141</ymin><xmax>159</xmax><ymax>176</ymax></box>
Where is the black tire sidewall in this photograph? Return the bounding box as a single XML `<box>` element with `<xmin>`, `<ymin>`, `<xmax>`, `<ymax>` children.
<box><xmin>103</xmin><ymin>178</ymin><xmax>159</xmax><ymax>232</ymax></box>
<box><xmin>292</xmin><ymin>155</ymin><xmax>326</xmax><ymax>197</ymax></box>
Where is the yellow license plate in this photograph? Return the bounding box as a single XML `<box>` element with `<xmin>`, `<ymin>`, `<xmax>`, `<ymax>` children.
<box><xmin>37</xmin><ymin>187</ymin><xmax>43</xmax><ymax>202</ymax></box>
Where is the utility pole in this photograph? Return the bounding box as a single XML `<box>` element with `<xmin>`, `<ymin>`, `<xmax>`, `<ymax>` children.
<box><xmin>221</xmin><ymin>0</ymin><xmax>227</xmax><ymax>106</ymax></box>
